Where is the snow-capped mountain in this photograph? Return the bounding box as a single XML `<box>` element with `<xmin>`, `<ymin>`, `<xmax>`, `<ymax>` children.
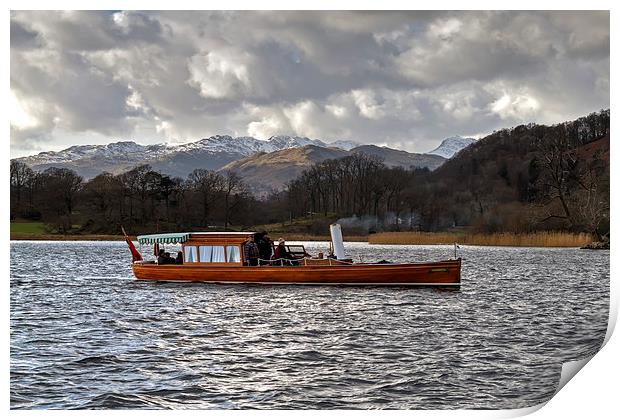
<box><xmin>15</xmin><ymin>135</ymin><xmax>361</xmax><ymax>179</ymax></box>
<box><xmin>428</xmin><ymin>136</ymin><xmax>477</xmax><ymax>159</ymax></box>
<box><xmin>20</xmin><ymin>135</ymin><xmax>359</xmax><ymax>164</ymax></box>
<box><xmin>19</xmin><ymin>141</ymin><xmax>170</xmax><ymax>165</ymax></box>
<box><xmin>327</xmin><ymin>139</ymin><xmax>360</xmax><ymax>150</ymax></box>
<box><xmin>170</xmin><ymin>135</ymin><xmax>331</xmax><ymax>156</ymax></box>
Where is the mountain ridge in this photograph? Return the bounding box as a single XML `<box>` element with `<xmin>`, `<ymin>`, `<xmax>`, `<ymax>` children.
<box><xmin>14</xmin><ymin>134</ymin><xmax>466</xmax><ymax>182</ymax></box>
<box><xmin>15</xmin><ymin>135</ymin><xmax>362</xmax><ymax>178</ymax></box>
<box><xmin>221</xmin><ymin>144</ymin><xmax>446</xmax><ymax>195</ymax></box>
<box><xmin>219</xmin><ymin>145</ymin><xmax>351</xmax><ymax>194</ymax></box>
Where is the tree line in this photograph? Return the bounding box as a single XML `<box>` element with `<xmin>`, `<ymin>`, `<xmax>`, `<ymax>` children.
<box><xmin>286</xmin><ymin>109</ymin><xmax>609</xmax><ymax>237</ymax></box>
<box><xmin>10</xmin><ymin>110</ymin><xmax>609</xmax><ymax>238</ymax></box>
<box><xmin>10</xmin><ymin>163</ymin><xmax>262</xmax><ymax>234</ymax></box>
<box><xmin>287</xmin><ymin>153</ymin><xmax>430</xmax><ymax>231</ymax></box>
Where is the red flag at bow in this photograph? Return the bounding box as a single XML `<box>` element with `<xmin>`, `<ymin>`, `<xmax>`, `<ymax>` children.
<box><xmin>121</xmin><ymin>226</ymin><xmax>142</xmax><ymax>262</ymax></box>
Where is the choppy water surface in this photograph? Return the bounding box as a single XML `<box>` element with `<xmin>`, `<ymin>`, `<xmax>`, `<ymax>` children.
<box><xmin>10</xmin><ymin>241</ymin><xmax>608</xmax><ymax>409</ymax></box>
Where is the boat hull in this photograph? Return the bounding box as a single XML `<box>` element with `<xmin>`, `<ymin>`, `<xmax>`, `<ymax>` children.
<box><xmin>132</xmin><ymin>259</ymin><xmax>461</xmax><ymax>287</ymax></box>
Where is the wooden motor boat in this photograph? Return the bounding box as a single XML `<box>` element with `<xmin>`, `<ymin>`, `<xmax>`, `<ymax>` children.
<box><xmin>126</xmin><ymin>226</ymin><xmax>461</xmax><ymax>287</ymax></box>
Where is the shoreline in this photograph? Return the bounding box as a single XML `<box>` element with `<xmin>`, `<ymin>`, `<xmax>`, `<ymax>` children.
<box><xmin>9</xmin><ymin>233</ymin><xmax>370</xmax><ymax>242</ymax></box>
<box><xmin>9</xmin><ymin>232</ymin><xmax>599</xmax><ymax>248</ymax></box>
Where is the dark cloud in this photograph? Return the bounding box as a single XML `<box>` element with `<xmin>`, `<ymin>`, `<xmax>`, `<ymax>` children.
<box><xmin>10</xmin><ymin>10</ymin><xmax>609</xmax><ymax>157</ymax></box>
<box><xmin>10</xmin><ymin>20</ymin><xmax>41</xmax><ymax>49</ymax></box>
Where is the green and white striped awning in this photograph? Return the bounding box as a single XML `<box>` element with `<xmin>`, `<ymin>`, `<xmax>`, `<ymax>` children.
<box><xmin>137</xmin><ymin>233</ymin><xmax>190</xmax><ymax>245</ymax></box>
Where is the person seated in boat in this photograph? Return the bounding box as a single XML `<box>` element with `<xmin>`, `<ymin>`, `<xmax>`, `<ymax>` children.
<box><xmin>163</xmin><ymin>252</ymin><xmax>176</xmax><ymax>264</ymax></box>
<box><xmin>256</xmin><ymin>231</ymin><xmax>273</xmax><ymax>265</ymax></box>
<box><xmin>175</xmin><ymin>251</ymin><xmax>183</xmax><ymax>265</ymax></box>
<box><xmin>157</xmin><ymin>248</ymin><xmax>167</xmax><ymax>265</ymax></box>
<box><xmin>243</xmin><ymin>234</ymin><xmax>260</xmax><ymax>266</ymax></box>
<box><xmin>157</xmin><ymin>249</ymin><xmax>175</xmax><ymax>265</ymax></box>
<box><xmin>273</xmin><ymin>238</ymin><xmax>296</xmax><ymax>266</ymax></box>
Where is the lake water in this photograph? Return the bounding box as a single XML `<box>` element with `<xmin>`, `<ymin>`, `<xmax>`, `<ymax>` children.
<box><xmin>10</xmin><ymin>241</ymin><xmax>609</xmax><ymax>409</ymax></box>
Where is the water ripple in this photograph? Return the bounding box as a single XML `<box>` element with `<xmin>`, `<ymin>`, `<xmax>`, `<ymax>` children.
<box><xmin>10</xmin><ymin>241</ymin><xmax>608</xmax><ymax>409</ymax></box>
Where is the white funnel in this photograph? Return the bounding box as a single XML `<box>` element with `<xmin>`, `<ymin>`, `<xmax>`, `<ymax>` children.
<box><xmin>330</xmin><ymin>223</ymin><xmax>346</xmax><ymax>259</ymax></box>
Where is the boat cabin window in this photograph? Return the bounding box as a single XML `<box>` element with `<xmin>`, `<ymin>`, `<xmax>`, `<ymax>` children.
<box><xmin>226</xmin><ymin>245</ymin><xmax>241</xmax><ymax>263</ymax></box>
<box><xmin>199</xmin><ymin>245</ymin><xmax>226</xmax><ymax>263</ymax></box>
<box><xmin>184</xmin><ymin>245</ymin><xmax>198</xmax><ymax>263</ymax></box>
<box><xmin>180</xmin><ymin>242</ymin><xmax>242</xmax><ymax>264</ymax></box>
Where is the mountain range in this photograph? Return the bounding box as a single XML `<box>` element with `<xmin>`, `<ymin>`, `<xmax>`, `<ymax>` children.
<box><xmin>14</xmin><ymin>134</ymin><xmax>475</xmax><ymax>193</ymax></box>
<box><xmin>16</xmin><ymin>135</ymin><xmax>355</xmax><ymax>179</ymax></box>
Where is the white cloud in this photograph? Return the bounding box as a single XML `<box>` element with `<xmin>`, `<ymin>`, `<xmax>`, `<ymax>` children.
<box><xmin>125</xmin><ymin>86</ymin><xmax>147</xmax><ymax>111</ymax></box>
<box><xmin>326</xmin><ymin>104</ymin><xmax>348</xmax><ymax>119</ymax></box>
<box><xmin>187</xmin><ymin>50</ymin><xmax>255</xmax><ymax>99</ymax></box>
<box><xmin>490</xmin><ymin>93</ymin><xmax>541</xmax><ymax>120</ymax></box>
<box><xmin>428</xmin><ymin>18</ymin><xmax>462</xmax><ymax>40</ymax></box>
<box><xmin>155</xmin><ymin>119</ymin><xmax>172</xmax><ymax>135</ymax></box>
<box><xmin>283</xmin><ymin>101</ymin><xmax>325</xmax><ymax>138</ymax></box>
<box><xmin>351</xmin><ymin>89</ymin><xmax>386</xmax><ymax>120</ymax></box>
<box><xmin>247</xmin><ymin>116</ymin><xmax>286</xmax><ymax>140</ymax></box>
<box><xmin>112</xmin><ymin>11</ymin><xmax>129</xmax><ymax>29</ymax></box>
<box><xmin>10</xmin><ymin>90</ymin><xmax>39</xmax><ymax>130</ymax></box>
<box><xmin>9</xmin><ymin>10</ymin><xmax>609</xmax><ymax>158</ymax></box>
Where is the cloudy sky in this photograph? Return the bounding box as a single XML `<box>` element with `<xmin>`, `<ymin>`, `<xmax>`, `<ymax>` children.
<box><xmin>10</xmin><ymin>10</ymin><xmax>609</xmax><ymax>158</ymax></box>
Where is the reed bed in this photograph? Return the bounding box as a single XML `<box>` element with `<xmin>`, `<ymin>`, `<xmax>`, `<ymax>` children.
<box><xmin>368</xmin><ymin>231</ymin><xmax>593</xmax><ymax>247</ymax></box>
<box><xmin>284</xmin><ymin>234</ymin><xmax>368</xmax><ymax>242</ymax></box>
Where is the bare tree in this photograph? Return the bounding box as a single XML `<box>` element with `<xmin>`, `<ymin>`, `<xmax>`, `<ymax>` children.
<box><xmin>38</xmin><ymin>167</ymin><xmax>83</xmax><ymax>232</ymax></box>
<box><xmin>119</xmin><ymin>165</ymin><xmax>152</xmax><ymax>226</ymax></box>
<box><xmin>81</xmin><ymin>172</ymin><xmax>122</xmax><ymax>228</ymax></box>
<box><xmin>222</xmin><ymin>171</ymin><xmax>246</xmax><ymax>229</ymax></box>
<box><xmin>572</xmin><ymin>150</ymin><xmax>610</xmax><ymax>239</ymax></box>
<box><xmin>10</xmin><ymin>160</ymin><xmax>35</xmax><ymax>214</ymax></box>
<box><xmin>536</xmin><ymin>126</ymin><xmax>579</xmax><ymax>228</ymax></box>
<box><xmin>187</xmin><ymin>169</ymin><xmax>224</xmax><ymax>228</ymax></box>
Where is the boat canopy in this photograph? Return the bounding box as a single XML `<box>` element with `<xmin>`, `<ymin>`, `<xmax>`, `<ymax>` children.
<box><xmin>137</xmin><ymin>232</ymin><xmax>190</xmax><ymax>245</ymax></box>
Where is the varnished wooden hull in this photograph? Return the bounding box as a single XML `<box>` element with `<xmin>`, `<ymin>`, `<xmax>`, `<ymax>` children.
<box><xmin>132</xmin><ymin>259</ymin><xmax>461</xmax><ymax>287</ymax></box>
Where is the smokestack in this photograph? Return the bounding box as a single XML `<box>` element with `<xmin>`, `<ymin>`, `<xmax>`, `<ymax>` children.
<box><xmin>330</xmin><ymin>223</ymin><xmax>346</xmax><ymax>259</ymax></box>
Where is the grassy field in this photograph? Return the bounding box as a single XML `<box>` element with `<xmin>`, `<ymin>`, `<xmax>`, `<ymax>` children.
<box><xmin>10</xmin><ymin>233</ymin><xmax>129</xmax><ymax>241</ymax></box>
<box><xmin>10</xmin><ymin>221</ymin><xmax>127</xmax><ymax>241</ymax></box>
<box><xmin>10</xmin><ymin>222</ymin><xmax>47</xmax><ymax>235</ymax></box>
<box><xmin>369</xmin><ymin>231</ymin><xmax>593</xmax><ymax>247</ymax></box>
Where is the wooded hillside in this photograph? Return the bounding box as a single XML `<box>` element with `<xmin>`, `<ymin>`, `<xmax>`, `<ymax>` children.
<box><xmin>10</xmin><ymin>110</ymin><xmax>609</xmax><ymax>238</ymax></box>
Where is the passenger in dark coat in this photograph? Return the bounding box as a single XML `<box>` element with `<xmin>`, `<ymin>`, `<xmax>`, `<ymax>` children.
<box><xmin>157</xmin><ymin>248</ymin><xmax>167</xmax><ymax>265</ymax></box>
<box><xmin>157</xmin><ymin>249</ymin><xmax>176</xmax><ymax>265</ymax></box>
<box><xmin>255</xmin><ymin>231</ymin><xmax>273</xmax><ymax>265</ymax></box>
<box><xmin>175</xmin><ymin>251</ymin><xmax>184</xmax><ymax>264</ymax></box>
